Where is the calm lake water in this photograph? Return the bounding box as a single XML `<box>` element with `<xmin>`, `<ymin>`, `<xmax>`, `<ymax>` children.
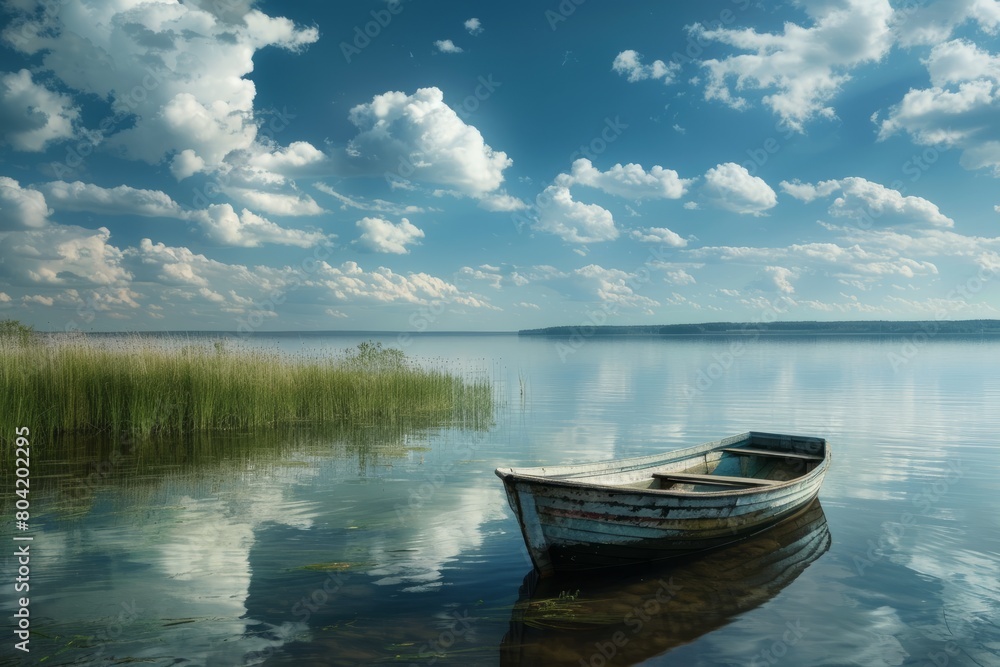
<box><xmin>4</xmin><ymin>333</ymin><xmax>1000</xmax><ymax>666</ymax></box>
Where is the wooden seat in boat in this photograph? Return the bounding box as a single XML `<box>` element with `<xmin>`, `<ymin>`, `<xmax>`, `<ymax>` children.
<box><xmin>652</xmin><ymin>471</ymin><xmax>781</xmax><ymax>488</ymax></box>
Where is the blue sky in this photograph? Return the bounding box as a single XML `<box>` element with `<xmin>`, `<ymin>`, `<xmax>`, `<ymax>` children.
<box><xmin>2</xmin><ymin>0</ymin><xmax>1000</xmax><ymax>332</ymax></box>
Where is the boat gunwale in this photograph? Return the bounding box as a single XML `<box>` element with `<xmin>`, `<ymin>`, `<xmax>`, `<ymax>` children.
<box><xmin>495</xmin><ymin>431</ymin><xmax>830</xmax><ymax>498</ymax></box>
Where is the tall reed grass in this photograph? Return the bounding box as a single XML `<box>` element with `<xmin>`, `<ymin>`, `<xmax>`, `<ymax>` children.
<box><xmin>0</xmin><ymin>328</ymin><xmax>493</xmax><ymax>450</ymax></box>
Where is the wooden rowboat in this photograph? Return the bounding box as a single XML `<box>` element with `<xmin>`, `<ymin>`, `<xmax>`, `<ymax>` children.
<box><xmin>495</xmin><ymin>431</ymin><xmax>829</xmax><ymax>575</ymax></box>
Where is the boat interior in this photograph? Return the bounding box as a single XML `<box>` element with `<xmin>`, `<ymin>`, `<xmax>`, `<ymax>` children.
<box><xmin>601</xmin><ymin>435</ymin><xmax>825</xmax><ymax>492</ymax></box>
<box><xmin>645</xmin><ymin>446</ymin><xmax>822</xmax><ymax>492</ymax></box>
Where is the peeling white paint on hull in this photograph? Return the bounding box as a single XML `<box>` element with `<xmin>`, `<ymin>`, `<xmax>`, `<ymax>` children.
<box><xmin>496</xmin><ymin>431</ymin><xmax>830</xmax><ymax>575</ymax></box>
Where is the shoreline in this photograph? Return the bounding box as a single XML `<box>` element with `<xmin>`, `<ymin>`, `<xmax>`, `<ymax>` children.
<box><xmin>518</xmin><ymin>320</ymin><xmax>1000</xmax><ymax>337</ymax></box>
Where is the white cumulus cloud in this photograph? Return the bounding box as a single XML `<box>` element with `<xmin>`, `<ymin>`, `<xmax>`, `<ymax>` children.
<box><xmin>702</xmin><ymin>163</ymin><xmax>777</xmax><ymax>216</ymax></box>
<box><xmin>567</xmin><ymin>158</ymin><xmax>693</xmax><ymax>199</ymax></box>
<box><xmin>541</xmin><ymin>264</ymin><xmax>659</xmax><ymax>311</ymax></box>
<box><xmin>1</xmin><ymin>1</ymin><xmax>318</xmax><ymax>175</ymax></box>
<box><xmin>465</xmin><ymin>18</ymin><xmax>483</xmax><ymax>35</ymax></box>
<box><xmin>38</xmin><ymin>180</ymin><xmax>187</xmax><ymax>219</ymax></box>
<box><xmin>0</xmin><ymin>225</ymin><xmax>129</xmax><ymax>286</ymax></box>
<box><xmin>893</xmin><ymin>0</ymin><xmax>1000</xmax><ymax>46</ymax></box>
<box><xmin>534</xmin><ymin>185</ymin><xmax>618</xmax><ymax>244</ymax></box>
<box><xmin>129</xmin><ymin>238</ymin><xmax>250</xmax><ymax>289</ymax></box>
<box><xmin>0</xmin><ymin>69</ymin><xmax>80</xmax><ymax>151</ymax></box>
<box><xmin>629</xmin><ymin>227</ymin><xmax>687</xmax><ymax>247</ymax></box>
<box><xmin>694</xmin><ymin>0</ymin><xmax>894</xmax><ymax>132</ymax></box>
<box><xmin>779</xmin><ymin>179</ymin><xmax>841</xmax><ymax>203</ymax></box>
<box><xmin>346</xmin><ymin>87</ymin><xmax>511</xmax><ymax>196</ymax></box>
<box><xmin>780</xmin><ymin>177</ymin><xmax>954</xmax><ymax>227</ymax></box>
<box><xmin>663</xmin><ymin>268</ymin><xmax>696</xmax><ymax>285</ymax></box>
<box><xmin>246</xmin><ymin>141</ymin><xmax>326</xmax><ymax>177</ymax></box>
<box><xmin>222</xmin><ymin>187</ymin><xmax>325</xmax><ymax>217</ymax></box>
<box><xmin>170</xmin><ymin>149</ymin><xmax>207</xmax><ymax>180</ymax></box>
<box><xmin>313</xmin><ymin>261</ymin><xmax>495</xmax><ymax>308</ymax></box>
<box><xmin>878</xmin><ymin>39</ymin><xmax>1000</xmax><ymax>176</ymax></box>
<box><xmin>355</xmin><ymin>217</ymin><xmax>425</xmax><ymax>254</ymax></box>
<box><xmin>766</xmin><ymin>266</ymin><xmax>797</xmax><ymax>294</ymax></box>
<box><xmin>0</xmin><ymin>177</ymin><xmax>50</xmax><ymax>230</ymax></box>
<box><xmin>612</xmin><ymin>50</ymin><xmax>680</xmax><ymax>84</ymax></box>
<box><xmin>477</xmin><ymin>192</ymin><xmax>527</xmax><ymax>212</ymax></box>
<box><xmin>314</xmin><ymin>183</ymin><xmax>425</xmax><ymax>216</ymax></box>
<box><xmin>434</xmin><ymin>39</ymin><xmax>463</xmax><ymax>54</ymax></box>
<box><xmin>192</xmin><ymin>204</ymin><xmax>329</xmax><ymax>248</ymax></box>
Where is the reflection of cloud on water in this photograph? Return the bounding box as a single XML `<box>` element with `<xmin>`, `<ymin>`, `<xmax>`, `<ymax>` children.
<box><xmin>542</xmin><ymin>420</ymin><xmax>619</xmax><ymax>463</ymax></box>
<box><xmin>158</xmin><ymin>496</ymin><xmax>253</xmax><ymax>586</ymax></box>
<box><xmin>588</xmin><ymin>356</ymin><xmax>634</xmax><ymax>403</ymax></box>
<box><xmin>33</xmin><ymin>455</ymin><xmax>324</xmax><ymax>665</ymax></box>
<box><xmin>905</xmin><ymin>542</ymin><xmax>1000</xmax><ymax>663</ymax></box>
<box><xmin>146</xmin><ymin>475</ymin><xmax>322</xmax><ymax>664</ymax></box>
<box><xmin>812</xmin><ymin>523</ymin><xmax>1000</xmax><ymax>666</ymax></box>
<box><xmin>849</xmin><ymin>606</ymin><xmax>910</xmax><ymax>666</ymax></box>
<box><xmin>151</xmin><ymin>509</ymin><xmax>308</xmax><ymax>664</ymax></box>
<box><xmin>367</xmin><ymin>487</ymin><xmax>507</xmax><ymax>592</ymax></box>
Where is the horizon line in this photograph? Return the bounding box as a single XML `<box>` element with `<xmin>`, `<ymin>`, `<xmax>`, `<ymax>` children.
<box><xmin>33</xmin><ymin>317</ymin><xmax>1000</xmax><ymax>335</ymax></box>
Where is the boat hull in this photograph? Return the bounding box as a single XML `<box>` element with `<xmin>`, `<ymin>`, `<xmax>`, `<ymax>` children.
<box><xmin>496</xmin><ymin>431</ymin><xmax>829</xmax><ymax>574</ymax></box>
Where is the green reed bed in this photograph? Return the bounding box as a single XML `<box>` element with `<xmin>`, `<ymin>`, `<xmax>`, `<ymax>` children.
<box><xmin>0</xmin><ymin>328</ymin><xmax>493</xmax><ymax>447</ymax></box>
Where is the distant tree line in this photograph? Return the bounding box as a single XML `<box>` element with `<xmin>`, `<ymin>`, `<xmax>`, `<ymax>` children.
<box><xmin>519</xmin><ymin>320</ymin><xmax>1000</xmax><ymax>336</ymax></box>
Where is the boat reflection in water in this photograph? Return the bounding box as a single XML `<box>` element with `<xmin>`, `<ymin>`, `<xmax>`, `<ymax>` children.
<box><xmin>500</xmin><ymin>500</ymin><xmax>830</xmax><ymax>665</ymax></box>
